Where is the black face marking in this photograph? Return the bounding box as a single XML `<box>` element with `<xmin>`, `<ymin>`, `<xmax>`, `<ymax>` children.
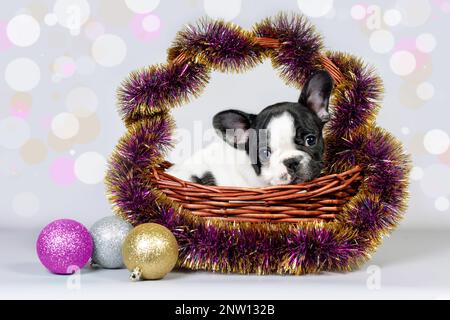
<box><xmin>191</xmin><ymin>171</ymin><xmax>216</xmax><ymax>186</ymax></box>
<box><xmin>212</xmin><ymin>110</ymin><xmax>255</xmax><ymax>147</ymax></box>
<box><xmin>249</xmin><ymin>102</ymin><xmax>326</xmax><ymax>177</ymax></box>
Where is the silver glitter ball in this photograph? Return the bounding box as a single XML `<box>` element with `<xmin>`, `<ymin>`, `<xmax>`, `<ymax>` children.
<box><xmin>90</xmin><ymin>216</ymin><xmax>133</xmax><ymax>269</ymax></box>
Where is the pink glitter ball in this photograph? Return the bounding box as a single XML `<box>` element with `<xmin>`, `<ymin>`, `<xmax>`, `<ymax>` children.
<box><xmin>36</xmin><ymin>219</ymin><xmax>93</xmax><ymax>274</ymax></box>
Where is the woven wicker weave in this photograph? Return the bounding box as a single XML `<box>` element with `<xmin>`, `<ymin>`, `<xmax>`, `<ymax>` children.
<box><xmin>151</xmin><ymin>161</ymin><xmax>362</xmax><ymax>222</ymax></box>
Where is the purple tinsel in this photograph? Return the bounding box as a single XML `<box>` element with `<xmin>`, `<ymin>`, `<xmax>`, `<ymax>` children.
<box><xmin>254</xmin><ymin>13</ymin><xmax>324</xmax><ymax>86</ymax></box>
<box><xmin>284</xmin><ymin>227</ymin><xmax>357</xmax><ymax>272</ymax></box>
<box><xmin>327</xmin><ymin>52</ymin><xmax>383</xmax><ymax>137</ymax></box>
<box><xmin>117</xmin><ymin>62</ymin><xmax>209</xmax><ymax>125</ymax></box>
<box><xmin>106</xmin><ymin>116</ymin><xmax>173</xmax><ymax>225</ymax></box>
<box><xmin>168</xmin><ymin>18</ymin><xmax>264</xmax><ymax>72</ymax></box>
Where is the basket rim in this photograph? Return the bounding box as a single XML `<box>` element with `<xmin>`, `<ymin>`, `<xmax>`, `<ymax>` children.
<box><xmin>152</xmin><ymin>161</ymin><xmax>362</xmax><ymax>192</ymax></box>
<box><xmin>149</xmin><ymin>162</ymin><xmax>363</xmax><ymax>223</ymax></box>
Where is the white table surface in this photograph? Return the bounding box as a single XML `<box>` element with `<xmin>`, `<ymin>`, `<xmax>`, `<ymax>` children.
<box><xmin>1</xmin><ymin>228</ymin><xmax>449</xmax><ymax>300</ymax></box>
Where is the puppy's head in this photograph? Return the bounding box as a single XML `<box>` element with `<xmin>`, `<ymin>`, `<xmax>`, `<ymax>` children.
<box><xmin>213</xmin><ymin>71</ymin><xmax>333</xmax><ymax>185</ymax></box>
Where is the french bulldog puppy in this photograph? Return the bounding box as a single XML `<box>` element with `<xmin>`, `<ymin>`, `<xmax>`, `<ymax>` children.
<box><xmin>167</xmin><ymin>70</ymin><xmax>333</xmax><ymax>187</ymax></box>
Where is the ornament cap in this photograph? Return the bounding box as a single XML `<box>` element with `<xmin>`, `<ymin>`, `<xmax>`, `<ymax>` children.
<box><xmin>130</xmin><ymin>267</ymin><xmax>142</xmax><ymax>281</ymax></box>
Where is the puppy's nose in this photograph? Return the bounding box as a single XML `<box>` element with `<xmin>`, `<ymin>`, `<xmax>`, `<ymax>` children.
<box><xmin>283</xmin><ymin>157</ymin><xmax>302</xmax><ymax>172</ymax></box>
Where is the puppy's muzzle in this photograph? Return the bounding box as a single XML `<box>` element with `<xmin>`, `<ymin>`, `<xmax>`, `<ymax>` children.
<box><xmin>283</xmin><ymin>156</ymin><xmax>303</xmax><ymax>175</ymax></box>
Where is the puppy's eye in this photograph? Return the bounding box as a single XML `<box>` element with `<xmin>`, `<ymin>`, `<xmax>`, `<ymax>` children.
<box><xmin>259</xmin><ymin>148</ymin><xmax>271</xmax><ymax>162</ymax></box>
<box><xmin>305</xmin><ymin>135</ymin><xmax>316</xmax><ymax>146</ymax></box>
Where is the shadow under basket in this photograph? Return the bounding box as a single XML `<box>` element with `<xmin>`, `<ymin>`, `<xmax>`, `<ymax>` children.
<box><xmin>150</xmin><ymin>162</ymin><xmax>363</xmax><ymax>223</ymax></box>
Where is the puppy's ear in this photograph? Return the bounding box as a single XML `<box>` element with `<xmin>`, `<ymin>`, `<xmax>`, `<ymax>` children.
<box><xmin>213</xmin><ymin>110</ymin><xmax>256</xmax><ymax>146</ymax></box>
<box><xmin>299</xmin><ymin>70</ymin><xmax>334</xmax><ymax>122</ymax></box>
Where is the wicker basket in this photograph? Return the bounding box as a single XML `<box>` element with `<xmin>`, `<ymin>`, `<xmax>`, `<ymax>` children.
<box><xmin>148</xmin><ymin>37</ymin><xmax>360</xmax><ymax>223</ymax></box>
<box><xmin>150</xmin><ymin>162</ymin><xmax>362</xmax><ymax>223</ymax></box>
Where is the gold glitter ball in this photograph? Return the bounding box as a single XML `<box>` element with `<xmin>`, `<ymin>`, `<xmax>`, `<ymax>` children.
<box><xmin>122</xmin><ymin>223</ymin><xmax>178</xmax><ymax>280</ymax></box>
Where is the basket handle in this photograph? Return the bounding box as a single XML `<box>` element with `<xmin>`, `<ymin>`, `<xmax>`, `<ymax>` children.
<box><xmin>171</xmin><ymin>36</ymin><xmax>344</xmax><ymax>85</ymax></box>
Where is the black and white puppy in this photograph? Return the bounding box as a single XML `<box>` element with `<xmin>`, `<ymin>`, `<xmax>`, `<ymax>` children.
<box><xmin>167</xmin><ymin>71</ymin><xmax>333</xmax><ymax>187</ymax></box>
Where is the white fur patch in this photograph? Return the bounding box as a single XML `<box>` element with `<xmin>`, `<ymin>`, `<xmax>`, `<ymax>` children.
<box><xmin>261</xmin><ymin>112</ymin><xmax>311</xmax><ymax>185</ymax></box>
<box><xmin>167</xmin><ymin>136</ymin><xmax>266</xmax><ymax>187</ymax></box>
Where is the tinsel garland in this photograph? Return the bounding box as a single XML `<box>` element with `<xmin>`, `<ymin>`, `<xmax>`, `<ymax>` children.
<box><xmin>106</xmin><ymin>13</ymin><xmax>410</xmax><ymax>275</ymax></box>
